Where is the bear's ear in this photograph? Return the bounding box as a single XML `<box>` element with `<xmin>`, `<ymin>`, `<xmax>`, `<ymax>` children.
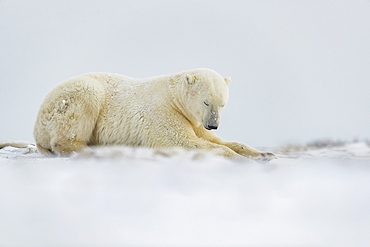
<box><xmin>224</xmin><ymin>77</ymin><xmax>231</xmax><ymax>85</ymax></box>
<box><xmin>186</xmin><ymin>74</ymin><xmax>195</xmax><ymax>85</ymax></box>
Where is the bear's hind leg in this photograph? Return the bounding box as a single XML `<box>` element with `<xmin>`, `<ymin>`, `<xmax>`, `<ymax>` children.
<box><xmin>34</xmin><ymin>75</ymin><xmax>106</xmax><ymax>156</ymax></box>
<box><xmin>36</xmin><ymin>143</ymin><xmax>55</xmax><ymax>156</ymax></box>
<box><xmin>50</xmin><ymin>138</ymin><xmax>88</xmax><ymax>156</ymax></box>
<box><xmin>47</xmin><ymin>83</ymin><xmax>104</xmax><ymax>156</ymax></box>
<box><xmin>49</xmin><ymin>99</ymin><xmax>101</xmax><ymax>156</ymax></box>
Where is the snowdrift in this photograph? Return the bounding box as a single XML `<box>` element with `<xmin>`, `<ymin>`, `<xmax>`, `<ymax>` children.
<box><xmin>1</xmin><ymin>141</ymin><xmax>370</xmax><ymax>246</ymax></box>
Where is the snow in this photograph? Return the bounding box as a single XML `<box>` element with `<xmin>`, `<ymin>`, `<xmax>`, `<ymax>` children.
<box><xmin>1</xmin><ymin>142</ymin><xmax>370</xmax><ymax>246</ymax></box>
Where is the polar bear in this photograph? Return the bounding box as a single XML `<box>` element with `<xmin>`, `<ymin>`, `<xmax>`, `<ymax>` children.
<box><xmin>34</xmin><ymin>68</ymin><xmax>275</xmax><ymax>160</ymax></box>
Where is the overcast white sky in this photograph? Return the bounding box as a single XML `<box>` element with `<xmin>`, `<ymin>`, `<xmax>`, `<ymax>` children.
<box><xmin>1</xmin><ymin>0</ymin><xmax>370</xmax><ymax>147</ymax></box>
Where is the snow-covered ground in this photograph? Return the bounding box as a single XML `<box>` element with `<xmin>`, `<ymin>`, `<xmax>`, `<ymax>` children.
<box><xmin>1</xmin><ymin>141</ymin><xmax>370</xmax><ymax>247</ymax></box>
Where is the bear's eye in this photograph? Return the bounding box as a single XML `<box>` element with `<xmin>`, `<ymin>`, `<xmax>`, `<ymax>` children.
<box><xmin>203</xmin><ymin>101</ymin><xmax>209</xmax><ymax>107</ymax></box>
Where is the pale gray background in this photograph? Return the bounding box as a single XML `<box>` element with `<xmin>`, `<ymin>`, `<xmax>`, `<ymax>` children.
<box><xmin>1</xmin><ymin>0</ymin><xmax>370</xmax><ymax>147</ymax></box>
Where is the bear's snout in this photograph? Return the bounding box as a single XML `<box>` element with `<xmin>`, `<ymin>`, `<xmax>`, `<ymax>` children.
<box><xmin>204</xmin><ymin>109</ymin><xmax>219</xmax><ymax>131</ymax></box>
<box><xmin>206</xmin><ymin>124</ymin><xmax>218</xmax><ymax>130</ymax></box>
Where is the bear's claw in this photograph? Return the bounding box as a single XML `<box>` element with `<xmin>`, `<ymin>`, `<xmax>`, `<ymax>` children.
<box><xmin>256</xmin><ymin>152</ymin><xmax>276</xmax><ymax>162</ymax></box>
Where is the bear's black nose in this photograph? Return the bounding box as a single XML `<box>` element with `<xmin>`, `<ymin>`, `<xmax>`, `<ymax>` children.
<box><xmin>206</xmin><ymin>125</ymin><xmax>218</xmax><ymax>130</ymax></box>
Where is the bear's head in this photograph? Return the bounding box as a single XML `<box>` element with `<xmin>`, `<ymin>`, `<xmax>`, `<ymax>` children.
<box><xmin>180</xmin><ymin>69</ymin><xmax>230</xmax><ymax>130</ymax></box>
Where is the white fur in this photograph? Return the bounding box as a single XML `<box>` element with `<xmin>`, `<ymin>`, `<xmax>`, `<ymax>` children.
<box><xmin>34</xmin><ymin>68</ymin><xmax>274</xmax><ymax>160</ymax></box>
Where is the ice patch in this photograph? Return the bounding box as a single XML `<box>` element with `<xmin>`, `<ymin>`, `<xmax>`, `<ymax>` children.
<box><xmin>0</xmin><ymin>144</ymin><xmax>42</xmax><ymax>159</ymax></box>
<box><xmin>75</xmin><ymin>145</ymin><xmax>232</xmax><ymax>163</ymax></box>
<box><xmin>276</xmin><ymin>140</ymin><xmax>370</xmax><ymax>160</ymax></box>
<box><xmin>1</xmin><ymin>141</ymin><xmax>370</xmax><ymax>246</ymax></box>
